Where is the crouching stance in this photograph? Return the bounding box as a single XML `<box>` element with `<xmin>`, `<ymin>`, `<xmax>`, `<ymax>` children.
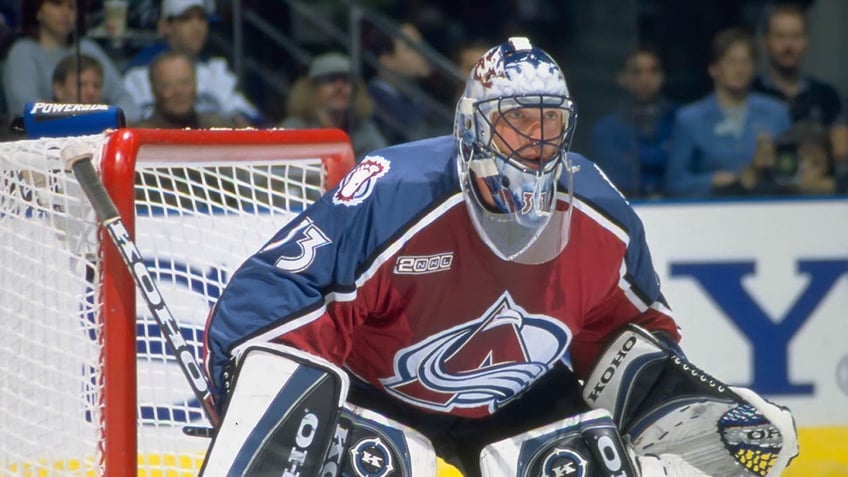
<box><xmin>202</xmin><ymin>36</ymin><xmax>797</xmax><ymax>477</ymax></box>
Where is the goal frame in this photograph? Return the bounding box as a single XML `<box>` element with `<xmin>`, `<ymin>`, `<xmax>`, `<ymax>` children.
<box><xmin>96</xmin><ymin>128</ymin><xmax>354</xmax><ymax>475</ymax></box>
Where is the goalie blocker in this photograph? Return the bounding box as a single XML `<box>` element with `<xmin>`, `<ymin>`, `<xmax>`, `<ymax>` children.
<box><xmin>200</xmin><ymin>343</ymin><xmax>436</xmax><ymax>477</ymax></box>
<box><xmin>582</xmin><ymin>324</ymin><xmax>798</xmax><ymax>477</ymax></box>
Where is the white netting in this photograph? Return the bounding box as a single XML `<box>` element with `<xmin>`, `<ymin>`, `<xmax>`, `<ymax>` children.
<box><xmin>0</xmin><ymin>134</ymin><xmax>106</xmax><ymax>476</ymax></box>
<box><xmin>0</xmin><ymin>130</ymin><xmax>336</xmax><ymax>476</ymax></box>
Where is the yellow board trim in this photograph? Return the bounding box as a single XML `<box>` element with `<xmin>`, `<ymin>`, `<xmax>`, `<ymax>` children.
<box><xmin>783</xmin><ymin>427</ymin><xmax>848</xmax><ymax>477</ymax></box>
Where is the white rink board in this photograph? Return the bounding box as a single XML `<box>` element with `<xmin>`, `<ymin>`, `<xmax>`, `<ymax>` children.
<box><xmin>634</xmin><ymin>198</ymin><xmax>848</xmax><ymax>428</ymax></box>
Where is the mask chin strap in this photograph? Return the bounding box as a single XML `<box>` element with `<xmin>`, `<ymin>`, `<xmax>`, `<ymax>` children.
<box><xmin>467</xmin><ymin>153</ymin><xmax>500</xmax><ymax>179</ymax></box>
<box><xmin>467</xmin><ymin>149</ymin><xmax>513</xmax><ymax>213</ymax></box>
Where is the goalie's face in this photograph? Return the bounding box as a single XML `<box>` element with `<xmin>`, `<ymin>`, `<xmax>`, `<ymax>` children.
<box><xmin>490</xmin><ymin>106</ymin><xmax>567</xmax><ymax>171</ymax></box>
<box><xmin>465</xmin><ymin>96</ymin><xmax>573</xmax><ymax>217</ymax></box>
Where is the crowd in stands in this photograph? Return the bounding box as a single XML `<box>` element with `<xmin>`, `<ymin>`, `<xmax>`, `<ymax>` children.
<box><xmin>4</xmin><ymin>0</ymin><xmax>139</xmax><ymax>121</ymax></box>
<box><xmin>594</xmin><ymin>4</ymin><xmax>847</xmax><ymax>197</ymax></box>
<box><xmin>0</xmin><ymin>0</ymin><xmax>845</xmax><ymax>197</ymax></box>
<box><xmin>122</xmin><ymin>0</ymin><xmax>259</xmax><ymax>127</ymax></box>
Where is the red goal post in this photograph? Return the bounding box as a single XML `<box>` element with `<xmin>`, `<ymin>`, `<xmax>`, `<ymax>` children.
<box><xmin>0</xmin><ymin>128</ymin><xmax>354</xmax><ymax>476</ymax></box>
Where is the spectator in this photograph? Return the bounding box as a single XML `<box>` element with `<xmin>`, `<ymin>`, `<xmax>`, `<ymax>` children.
<box><xmin>722</xmin><ymin>120</ymin><xmax>838</xmax><ymax>196</ymax></box>
<box><xmin>52</xmin><ymin>54</ymin><xmax>103</xmax><ymax>104</ymax></box>
<box><xmin>279</xmin><ymin>52</ymin><xmax>387</xmax><ymax>160</ymax></box>
<box><xmin>751</xmin><ymin>4</ymin><xmax>842</xmax><ymax>128</ymax></box>
<box><xmin>365</xmin><ymin>21</ymin><xmax>439</xmax><ymax>144</ymax></box>
<box><xmin>123</xmin><ymin>0</ymin><xmax>260</xmax><ymax>126</ymax></box>
<box><xmin>2</xmin><ymin>0</ymin><xmax>140</xmax><ymax>120</ymax></box>
<box><xmin>665</xmin><ymin>27</ymin><xmax>791</xmax><ymax>197</ymax></box>
<box><xmin>134</xmin><ymin>50</ymin><xmax>234</xmax><ymax>129</ymax></box>
<box><xmin>791</xmin><ymin>121</ymin><xmax>837</xmax><ymax>195</ymax></box>
<box><xmin>591</xmin><ymin>46</ymin><xmax>677</xmax><ymax>198</ymax></box>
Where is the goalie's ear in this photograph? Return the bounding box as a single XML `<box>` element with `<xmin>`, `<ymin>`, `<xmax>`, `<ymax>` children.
<box><xmin>199</xmin><ymin>343</ymin><xmax>349</xmax><ymax>477</ymax></box>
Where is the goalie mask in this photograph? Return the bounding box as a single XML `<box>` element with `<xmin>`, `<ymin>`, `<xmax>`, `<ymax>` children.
<box><xmin>455</xmin><ymin>37</ymin><xmax>577</xmax><ymax>261</ymax></box>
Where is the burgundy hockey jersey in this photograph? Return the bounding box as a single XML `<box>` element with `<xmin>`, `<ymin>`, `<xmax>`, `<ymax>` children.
<box><xmin>204</xmin><ymin>135</ymin><xmax>679</xmax><ymax>419</ymax></box>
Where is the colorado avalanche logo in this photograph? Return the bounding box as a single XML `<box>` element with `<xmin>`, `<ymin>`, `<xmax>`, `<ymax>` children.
<box><xmin>382</xmin><ymin>291</ymin><xmax>572</xmax><ymax>414</ymax></box>
<box><xmin>333</xmin><ymin>155</ymin><xmax>391</xmax><ymax>206</ymax></box>
<box><xmin>349</xmin><ymin>437</ymin><xmax>395</xmax><ymax>477</ymax></box>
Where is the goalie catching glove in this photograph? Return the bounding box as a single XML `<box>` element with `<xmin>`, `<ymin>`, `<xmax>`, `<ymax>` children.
<box><xmin>582</xmin><ymin>325</ymin><xmax>798</xmax><ymax>477</ymax></box>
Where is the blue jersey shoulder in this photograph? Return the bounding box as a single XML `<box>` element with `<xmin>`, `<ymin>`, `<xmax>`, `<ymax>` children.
<box><xmin>279</xmin><ymin>135</ymin><xmax>460</xmax><ymax>282</ymax></box>
<box><xmin>567</xmin><ymin>152</ymin><xmax>662</xmax><ymax>303</ymax></box>
<box><xmin>565</xmin><ymin>151</ymin><xmax>644</xmax><ymax>235</ymax></box>
<box><xmin>341</xmin><ymin>134</ymin><xmax>461</xmax><ymax>219</ymax></box>
<box><xmin>365</xmin><ymin>135</ymin><xmax>459</xmax><ymax>189</ymax></box>
<box><xmin>355</xmin><ymin>134</ymin><xmax>460</xmax><ymax>239</ymax></box>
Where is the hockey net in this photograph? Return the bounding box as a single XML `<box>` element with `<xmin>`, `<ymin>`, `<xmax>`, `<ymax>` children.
<box><xmin>0</xmin><ymin>128</ymin><xmax>355</xmax><ymax>476</ymax></box>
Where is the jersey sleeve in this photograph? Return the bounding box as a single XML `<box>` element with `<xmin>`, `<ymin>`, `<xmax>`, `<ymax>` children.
<box><xmin>566</xmin><ymin>155</ymin><xmax>680</xmax><ymax>376</ymax></box>
<box><xmin>203</xmin><ymin>189</ymin><xmax>374</xmax><ymax>398</ymax></box>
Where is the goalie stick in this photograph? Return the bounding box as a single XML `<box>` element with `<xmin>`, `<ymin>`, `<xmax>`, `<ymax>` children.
<box><xmin>62</xmin><ymin>142</ymin><xmax>220</xmax><ymax>428</ymax></box>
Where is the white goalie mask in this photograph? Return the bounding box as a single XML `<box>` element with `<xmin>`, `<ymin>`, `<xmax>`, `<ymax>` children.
<box><xmin>455</xmin><ymin>37</ymin><xmax>577</xmax><ymax>261</ymax></box>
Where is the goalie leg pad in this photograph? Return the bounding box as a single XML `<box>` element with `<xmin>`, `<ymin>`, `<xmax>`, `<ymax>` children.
<box><xmin>479</xmin><ymin>408</ymin><xmax>639</xmax><ymax>477</ymax></box>
<box><xmin>582</xmin><ymin>325</ymin><xmax>798</xmax><ymax>477</ymax></box>
<box><xmin>200</xmin><ymin>343</ymin><xmax>349</xmax><ymax>477</ymax></box>
<box><xmin>334</xmin><ymin>404</ymin><xmax>437</xmax><ymax>477</ymax></box>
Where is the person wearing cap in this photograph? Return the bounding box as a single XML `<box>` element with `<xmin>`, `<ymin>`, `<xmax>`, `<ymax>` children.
<box><xmin>2</xmin><ymin>0</ymin><xmax>140</xmax><ymax>121</ymax></box>
<box><xmin>122</xmin><ymin>0</ymin><xmax>261</xmax><ymax>126</ymax></box>
<box><xmin>280</xmin><ymin>52</ymin><xmax>387</xmax><ymax>160</ymax></box>
<box><xmin>133</xmin><ymin>50</ymin><xmax>234</xmax><ymax>129</ymax></box>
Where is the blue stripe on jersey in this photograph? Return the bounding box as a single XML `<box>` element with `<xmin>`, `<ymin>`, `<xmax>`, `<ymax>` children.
<box><xmin>566</xmin><ymin>152</ymin><xmax>662</xmax><ymax>307</ymax></box>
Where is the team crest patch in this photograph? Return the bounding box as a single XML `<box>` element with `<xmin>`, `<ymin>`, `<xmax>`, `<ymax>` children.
<box><xmin>333</xmin><ymin>155</ymin><xmax>391</xmax><ymax>206</ymax></box>
<box><xmin>382</xmin><ymin>291</ymin><xmax>572</xmax><ymax>414</ymax></box>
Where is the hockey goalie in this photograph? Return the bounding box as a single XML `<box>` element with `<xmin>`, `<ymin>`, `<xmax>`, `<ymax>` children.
<box><xmin>200</xmin><ymin>37</ymin><xmax>798</xmax><ymax>476</ymax></box>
